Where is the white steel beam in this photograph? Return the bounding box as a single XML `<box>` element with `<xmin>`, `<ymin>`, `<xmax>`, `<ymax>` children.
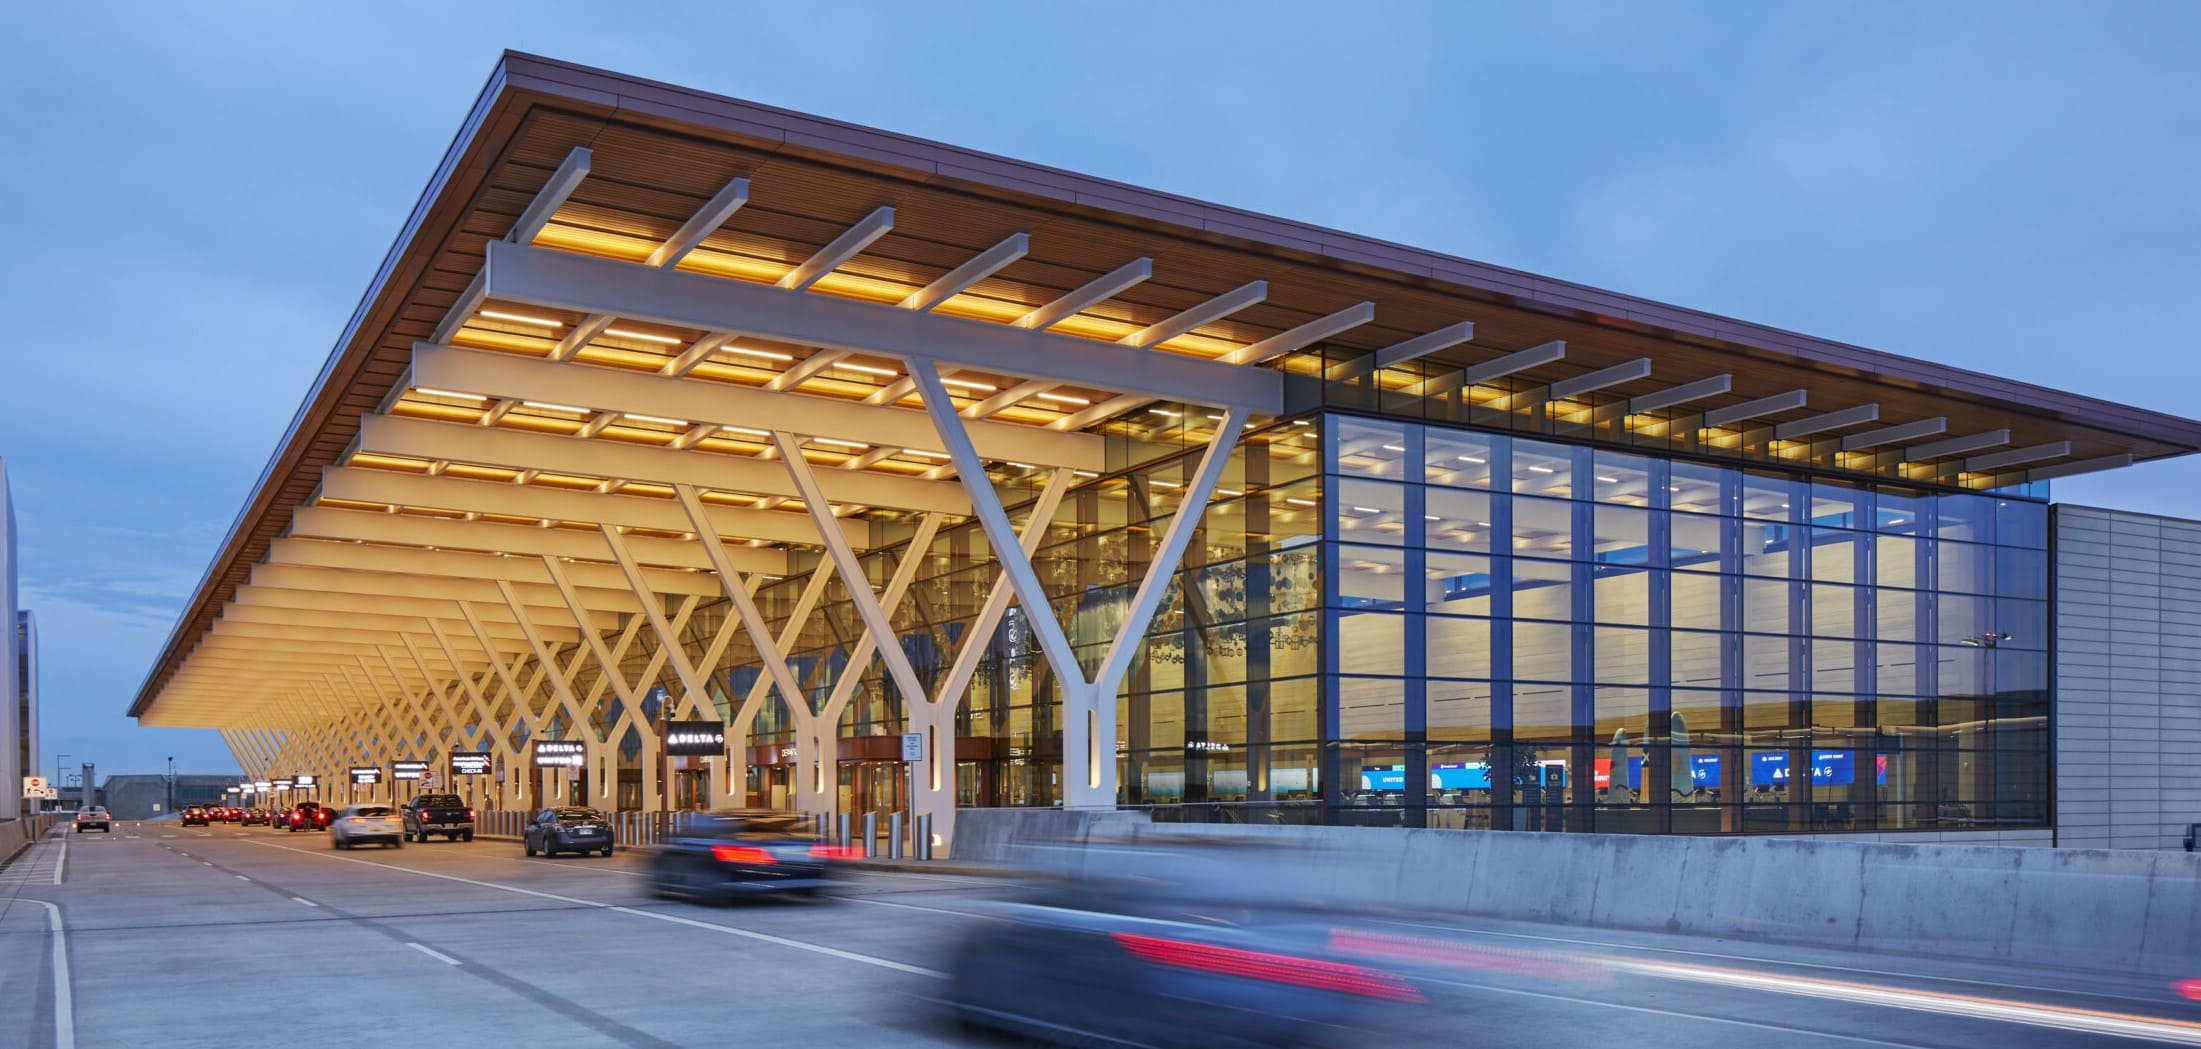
<box><xmin>319</xmin><ymin>465</ymin><xmax>868</xmax><ymax>548</ymax></box>
<box><xmin>232</xmin><ymin>580</ymin><xmax>615</xmax><ymax>632</ymax></box>
<box><xmin>1904</xmin><ymin>429</ymin><xmax>2010</xmax><ymax>462</ymax></box>
<box><xmin>1775</xmin><ymin>404</ymin><xmax>1880</xmax><ymax>441</ymax></box>
<box><xmin>1703</xmin><ymin>390</ymin><xmax>1808</xmax><ymax>429</ymax></box>
<box><xmin>659</xmin><ymin>333</ymin><xmax>733</xmax><ymax>378</ymax></box>
<box><xmin>264</xmin><ymin>536</ymin><xmax>730</xmax><ymax>593</ymax></box>
<box><xmin>508</xmin><ymin>146</ymin><xmax>591</xmax><ymax>247</ymax></box>
<box><xmin>1629</xmin><ymin>374</ymin><xmax>1732</xmax><ymax>414</ymax></box>
<box><xmin>357</xmin><ymin>414</ymin><xmax>973</xmax><ymax>516</ymax></box>
<box><xmin>1371</xmin><ymin>321</ymin><xmax>1478</xmax><ymax>370</ymax></box>
<box><xmin>1549</xmin><ymin>358</ymin><xmax>1653</xmax><ymax>401</ymax></box>
<box><xmin>1016</xmin><ymin>258</ymin><xmax>1153</xmax><ymax>331</ymax></box>
<box><xmin>481</xmin><ymin>241</ymin><xmax>1281</xmax><ymax>410</ymax></box>
<box><xmin>777</xmin><ymin>206</ymin><xmax>894</xmax><ymax>291</ymax></box>
<box><xmin>647</xmin><ymin>177</ymin><xmax>750</xmax><ymax>268</ymax></box>
<box><xmin>1051</xmin><ymin>303</ymin><xmax>1380</xmax><ymax>431</ymax></box>
<box><xmin>1843</xmin><ymin>417</ymin><xmax>1948</xmax><ymax>452</ymax></box>
<box><xmin>247</xmin><ymin>562</ymin><xmax>651</xmax><ymax>616</ymax></box>
<box><xmin>548</xmin><ymin>315</ymin><xmax>614</xmax><ymax>363</ymax></box>
<box><xmin>273</xmin><ymin>518</ymin><xmax>756</xmax><ymax>589</ymax></box>
<box><xmin>409</xmin><ymin>343</ymin><xmax>1105</xmax><ymax>470</ymax></box>
<box><xmin>1964</xmin><ymin>440</ymin><xmax>2069</xmax><ymax>473</ymax></box>
<box><xmin>900</xmin><ymin>233</ymin><xmax>1028</xmax><ymax>311</ymax></box>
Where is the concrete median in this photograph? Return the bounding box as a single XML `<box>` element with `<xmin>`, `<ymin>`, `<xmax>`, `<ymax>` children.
<box><xmin>954</xmin><ymin>810</ymin><xmax>2201</xmax><ymax>976</ymax></box>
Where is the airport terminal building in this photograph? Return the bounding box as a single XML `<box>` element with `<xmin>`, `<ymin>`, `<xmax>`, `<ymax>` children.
<box><xmin>129</xmin><ymin>54</ymin><xmax>2201</xmax><ymax>848</ymax></box>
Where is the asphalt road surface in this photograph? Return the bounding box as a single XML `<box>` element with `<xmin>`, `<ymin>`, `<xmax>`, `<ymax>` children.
<box><xmin>3</xmin><ymin>821</ymin><xmax>2197</xmax><ymax>1048</ymax></box>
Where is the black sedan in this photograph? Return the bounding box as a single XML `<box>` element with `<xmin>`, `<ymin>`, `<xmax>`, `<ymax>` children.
<box><xmin>647</xmin><ymin>810</ymin><xmax>847</xmax><ymax>903</ymax></box>
<box><xmin>524</xmin><ymin>806</ymin><xmax>615</xmax><ymax>858</ymax></box>
<box><xmin>180</xmin><ymin>806</ymin><xmax>210</xmax><ymax>827</ymax></box>
<box><xmin>941</xmin><ymin>881</ymin><xmax>1426</xmax><ymax>1048</ymax></box>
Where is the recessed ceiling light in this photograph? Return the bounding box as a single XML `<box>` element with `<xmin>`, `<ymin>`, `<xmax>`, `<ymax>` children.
<box><xmin>521</xmin><ymin>401</ymin><xmax>590</xmax><ymax>415</ymax></box>
<box><xmin>941</xmin><ymin>378</ymin><xmax>997</xmax><ymax>392</ymax></box>
<box><xmin>1151</xmin><ymin>409</ymin><xmax>1182</xmax><ymax>418</ymax></box>
<box><xmin>836</xmin><ymin>362</ymin><xmax>898</xmax><ymax>377</ymax></box>
<box><xmin>603</xmin><ymin>327</ymin><xmax>682</xmax><ymax>345</ymax></box>
<box><xmin>414</xmin><ymin>387</ymin><xmax>486</xmax><ymax>402</ymax></box>
<box><xmin>622</xmin><ymin>413</ymin><xmax>689</xmax><ymax>427</ymax></box>
<box><xmin>728</xmin><ymin>348</ymin><xmax>795</xmax><ymax>362</ymax></box>
<box><xmin>1036</xmin><ymin>392</ymin><xmax>1091</xmax><ymax>405</ymax></box>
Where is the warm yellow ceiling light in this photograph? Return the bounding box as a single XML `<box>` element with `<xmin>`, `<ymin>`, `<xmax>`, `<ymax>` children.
<box><xmin>414</xmin><ymin>387</ymin><xmax>486</xmax><ymax>402</ymax></box>
<box><xmin>727</xmin><ymin>347</ymin><xmax>794</xmax><ymax>362</ymax></box>
<box><xmin>940</xmin><ymin>377</ymin><xmax>997</xmax><ymax>392</ymax></box>
<box><xmin>521</xmin><ymin>400</ymin><xmax>591</xmax><ymax>414</ymax></box>
<box><xmin>1036</xmin><ymin>392</ymin><xmax>1091</xmax><ymax>405</ymax></box>
<box><xmin>836</xmin><ymin>362</ymin><xmax>897</xmax><ymax>377</ymax></box>
<box><xmin>623</xmin><ymin>413</ymin><xmax>690</xmax><ymax>426</ymax></box>
<box><xmin>603</xmin><ymin>327</ymin><xmax>683</xmax><ymax>345</ymax></box>
<box><xmin>478</xmin><ymin>309</ymin><xmax>564</xmax><ymax>327</ymax></box>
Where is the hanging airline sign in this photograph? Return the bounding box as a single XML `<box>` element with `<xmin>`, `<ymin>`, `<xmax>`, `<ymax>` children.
<box><xmin>253</xmin><ymin>780</ymin><xmax>273</xmax><ymax>791</ymax></box>
<box><xmin>391</xmin><ymin>761</ymin><xmax>429</xmax><ymax>781</ymax></box>
<box><xmin>449</xmin><ymin>752</ymin><xmax>494</xmax><ymax>777</ymax></box>
<box><xmin>533</xmin><ymin>740</ymin><xmax>586</xmax><ymax>769</ymax></box>
<box><xmin>663</xmin><ymin>720</ymin><xmax>727</xmax><ymax>757</ymax></box>
<box><xmin>350</xmin><ymin>766</ymin><xmax>382</xmax><ymax>785</ymax></box>
<box><xmin>271</xmin><ymin>778</ymin><xmax>294</xmax><ymax>789</ymax></box>
<box><xmin>294</xmin><ymin>774</ymin><xmax>317</xmax><ymax>788</ymax></box>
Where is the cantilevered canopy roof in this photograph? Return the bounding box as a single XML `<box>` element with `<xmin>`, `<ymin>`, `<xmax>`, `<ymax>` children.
<box><xmin>132</xmin><ymin>52</ymin><xmax>2201</xmax><ymax>727</ymax></box>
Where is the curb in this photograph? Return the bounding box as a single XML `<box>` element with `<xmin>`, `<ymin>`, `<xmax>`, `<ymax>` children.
<box><xmin>853</xmin><ymin>858</ymin><xmax>1031</xmax><ymax>878</ymax></box>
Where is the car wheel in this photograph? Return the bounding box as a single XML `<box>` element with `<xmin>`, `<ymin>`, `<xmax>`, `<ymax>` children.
<box><xmin>392</xmin><ymin>837</ymin><xmax>403</xmax><ymax>849</ymax></box>
<box><xmin>463</xmin><ymin>830</ymin><xmax>474</xmax><ymax>842</ymax></box>
<box><xmin>524</xmin><ymin>839</ymin><xmax>536</xmax><ymax>857</ymax></box>
<box><xmin>600</xmin><ymin>847</ymin><xmax>614</xmax><ymax>857</ymax></box>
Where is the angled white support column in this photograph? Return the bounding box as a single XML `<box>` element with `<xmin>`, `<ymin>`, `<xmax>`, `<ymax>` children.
<box><xmin>399</xmin><ymin>634</ymin><xmax>480</xmax><ymax>753</ymax></box>
<box><xmin>601</xmin><ymin>525</ymin><xmax>716</xmax><ymax>718</ymax></box>
<box><xmin>915</xmin><ymin>358</ymin><xmax>1250</xmax><ymax>809</ymax></box>
<box><xmin>540</xmin><ymin>557</ymin><xmax>649</xmax><ymax>733</ymax></box>
<box><xmin>673</xmin><ymin>484</ymin><xmax>831</xmax><ymax>814</ymax></box>
<box><xmin>495</xmin><ymin>580</ymin><xmax>598</xmax><ymax>751</ymax></box>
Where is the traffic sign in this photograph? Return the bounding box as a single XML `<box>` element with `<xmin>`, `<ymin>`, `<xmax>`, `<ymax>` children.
<box><xmin>22</xmin><ymin>776</ymin><xmax>47</xmax><ymax>799</ymax></box>
<box><xmin>901</xmin><ymin>732</ymin><xmax>924</xmax><ymax>762</ymax></box>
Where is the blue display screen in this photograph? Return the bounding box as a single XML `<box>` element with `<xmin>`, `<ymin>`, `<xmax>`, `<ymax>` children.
<box><xmin>1430</xmin><ymin>762</ymin><xmax>1491</xmax><ymax>789</ymax></box>
<box><xmin>1359</xmin><ymin>765</ymin><xmax>1406</xmax><ymax>791</ymax></box>
<box><xmin>1612</xmin><ymin>755</ymin><xmax>1721</xmax><ymax>789</ymax></box>
<box><xmin>1751</xmin><ymin>752</ymin><xmax>1855</xmax><ymax>786</ymax></box>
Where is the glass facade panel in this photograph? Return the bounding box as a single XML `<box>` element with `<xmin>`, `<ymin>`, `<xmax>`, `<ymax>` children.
<box><xmin>721</xmin><ymin>411</ymin><xmax>2054</xmax><ymax>838</ymax></box>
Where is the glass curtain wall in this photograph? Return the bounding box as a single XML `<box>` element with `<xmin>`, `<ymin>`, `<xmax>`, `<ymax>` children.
<box><xmin>1325</xmin><ymin>414</ymin><xmax>2050</xmax><ymax>835</ymax></box>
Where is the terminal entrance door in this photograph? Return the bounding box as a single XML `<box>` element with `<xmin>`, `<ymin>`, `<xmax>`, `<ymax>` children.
<box><xmin>841</xmin><ymin>760</ymin><xmax>906</xmax><ymax>818</ymax></box>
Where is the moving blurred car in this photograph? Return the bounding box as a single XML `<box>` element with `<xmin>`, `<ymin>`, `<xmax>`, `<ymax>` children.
<box><xmin>74</xmin><ymin>807</ymin><xmax>112</xmax><ymax>833</ymax></box>
<box><xmin>181</xmin><ymin>806</ymin><xmax>210</xmax><ymax>827</ymax></box>
<box><xmin>524</xmin><ymin>806</ymin><xmax>614</xmax><ymax>858</ymax></box>
<box><xmin>330</xmin><ymin>805</ymin><xmax>405</xmax><ymax>849</ymax></box>
<box><xmin>648</xmin><ymin>810</ymin><xmax>846</xmax><ymax>902</ymax></box>
<box><xmin>941</xmin><ymin>880</ymin><xmax>1425</xmax><ymax>1048</ymax></box>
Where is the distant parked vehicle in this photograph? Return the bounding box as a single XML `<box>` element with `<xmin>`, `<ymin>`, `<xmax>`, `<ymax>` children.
<box><xmin>402</xmin><ymin>793</ymin><xmax>475</xmax><ymax>842</ymax></box>
<box><xmin>524</xmin><ymin>807</ymin><xmax>615</xmax><ymax>858</ymax></box>
<box><xmin>286</xmin><ymin>803</ymin><xmax>333</xmax><ymax>832</ymax></box>
<box><xmin>330</xmin><ymin>805</ymin><xmax>405</xmax><ymax>849</ymax></box>
<box><xmin>74</xmin><ymin>807</ymin><xmax>112</xmax><ymax>833</ymax></box>
<box><xmin>181</xmin><ymin>806</ymin><xmax>210</xmax><ymax>827</ymax></box>
<box><xmin>242</xmin><ymin>809</ymin><xmax>270</xmax><ymax>826</ymax></box>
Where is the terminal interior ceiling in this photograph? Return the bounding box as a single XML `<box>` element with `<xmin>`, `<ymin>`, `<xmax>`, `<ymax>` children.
<box><xmin>130</xmin><ymin>54</ymin><xmax>2201</xmax><ymax>841</ymax></box>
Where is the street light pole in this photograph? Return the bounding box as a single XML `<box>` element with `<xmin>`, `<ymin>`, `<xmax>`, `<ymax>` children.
<box><xmin>54</xmin><ymin>754</ymin><xmax>70</xmax><ymax>813</ymax></box>
<box><xmin>166</xmin><ymin>756</ymin><xmax>175</xmax><ymax>816</ymax></box>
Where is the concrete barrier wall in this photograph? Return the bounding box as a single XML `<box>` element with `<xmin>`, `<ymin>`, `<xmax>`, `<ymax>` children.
<box><xmin>954</xmin><ymin>810</ymin><xmax>2201</xmax><ymax>976</ymax></box>
<box><xmin>0</xmin><ymin>816</ymin><xmax>55</xmax><ymax>865</ymax></box>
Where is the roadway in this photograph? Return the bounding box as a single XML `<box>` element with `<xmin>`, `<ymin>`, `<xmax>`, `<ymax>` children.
<box><xmin>2</xmin><ymin>822</ymin><xmax>2198</xmax><ymax>1048</ymax></box>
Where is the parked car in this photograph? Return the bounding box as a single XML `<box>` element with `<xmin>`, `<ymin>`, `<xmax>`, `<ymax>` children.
<box><xmin>74</xmin><ymin>807</ymin><xmax>112</xmax><ymax>833</ymax></box>
<box><xmin>286</xmin><ymin>803</ymin><xmax>333</xmax><ymax>832</ymax></box>
<box><xmin>524</xmin><ymin>806</ymin><xmax>615</xmax><ymax>858</ymax></box>
<box><xmin>941</xmin><ymin>880</ymin><xmax>1426</xmax><ymax>1048</ymax></box>
<box><xmin>181</xmin><ymin>806</ymin><xmax>210</xmax><ymax>827</ymax></box>
<box><xmin>402</xmin><ymin>793</ymin><xmax>475</xmax><ymax>842</ymax></box>
<box><xmin>648</xmin><ymin>810</ymin><xmax>847</xmax><ymax>903</ymax></box>
<box><xmin>330</xmin><ymin>805</ymin><xmax>405</xmax><ymax>849</ymax></box>
<box><xmin>223</xmin><ymin>807</ymin><xmax>244</xmax><ymax>822</ymax></box>
<box><xmin>242</xmin><ymin>809</ymin><xmax>270</xmax><ymax>826</ymax></box>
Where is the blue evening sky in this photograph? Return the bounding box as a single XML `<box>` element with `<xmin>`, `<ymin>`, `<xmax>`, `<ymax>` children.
<box><xmin>2</xmin><ymin>3</ymin><xmax>2195</xmax><ymax>778</ymax></box>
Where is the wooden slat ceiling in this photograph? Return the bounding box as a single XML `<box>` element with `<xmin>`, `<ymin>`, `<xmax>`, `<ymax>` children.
<box><xmin>131</xmin><ymin>53</ymin><xmax>2201</xmax><ymax>720</ymax></box>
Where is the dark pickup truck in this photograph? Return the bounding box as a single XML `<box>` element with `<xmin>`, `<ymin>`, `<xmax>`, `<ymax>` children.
<box><xmin>401</xmin><ymin>793</ymin><xmax>476</xmax><ymax>842</ymax></box>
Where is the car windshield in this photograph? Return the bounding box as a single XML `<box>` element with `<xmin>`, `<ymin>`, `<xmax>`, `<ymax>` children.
<box><xmin>416</xmin><ymin>794</ymin><xmax>464</xmax><ymax>807</ymax></box>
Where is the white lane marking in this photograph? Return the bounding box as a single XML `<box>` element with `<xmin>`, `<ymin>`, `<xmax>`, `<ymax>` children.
<box><xmin>235</xmin><ymin>875</ymin><xmax>250</xmax><ymax>881</ymax></box>
<box><xmin>1424</xmin><ymin>975</ymin><xmax>1931</xmax><ymax>1048</ymax></box>
<box><xmin>54</xmin><ymin>835</ymin><xmax>66</xmax><ymax>885</ymax></box>
<box><xmin>1372</xmin><ymin>918</ymin><xmax>2179</xmax><ymax>1010</ymax></box>
<box><xmin>240</xmin><ymin>839</ymin><xmax>942</xmax><ymax>978</ymax></box>
<box><xmin>201</xmin><ymin>861</ymin><xmax>213</xmax><ymax>866</ymax></box>
<box><xmin>407</xmin><ymin>942</ymin><xmax>462</xmax><ymax>966</ymax></box>
<box><xmin>1609</xmin><ymin>957</ymin><xmax>2201</xmax><ymax>1046</ymax></box>
<box><xmin>21</xmin><ymin>899</ymin><xmax>75</xmax><ymax>1049</ymax></box>
<box><xmin>291</xmin><ymin>897</ymin><xmax>319</xmax><ymax>907</ymax></box>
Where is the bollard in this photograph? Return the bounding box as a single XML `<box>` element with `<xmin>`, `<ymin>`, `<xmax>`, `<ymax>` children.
<box><xmin>862</xmin><ymin>811</ymin><xmax>878</xmax><ymax>857</ymax></box>
<box><xmin>888</xmin><ymin>812</ymin><xmax>904</xmax><ymax>860</ymax></box>
<box><xmin>917</xmin><ymin>814</ymin><xmax>933</xmax><ymax>860</ymax></box>
<box><xmin>837</xmin><ymin>812</ymin><xmax>852</xmax><ymax>849</ymax></box>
